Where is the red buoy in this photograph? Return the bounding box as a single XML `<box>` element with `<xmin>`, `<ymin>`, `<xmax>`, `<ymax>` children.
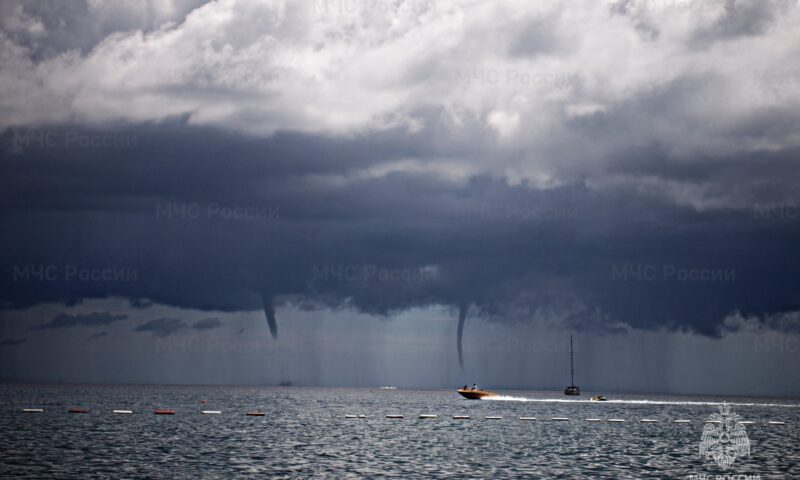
<box><xmin>154</xmin><ymin>409</ymin><xmax>175</xmax><ymax>415</ymax></box>
<box><xmin>68</xmin><ymin>408</ymin><xmax>89</xmax><ymax>414</ymax></box>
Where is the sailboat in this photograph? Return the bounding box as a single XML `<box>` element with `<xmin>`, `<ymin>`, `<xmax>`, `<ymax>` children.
<box><xmin>563</xmin><ymin>335</ymin><xmax>580</xmax><ymax>396</ymax></box>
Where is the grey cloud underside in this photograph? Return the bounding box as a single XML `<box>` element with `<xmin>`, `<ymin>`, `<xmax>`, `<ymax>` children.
<box><xmin>34</xmin><ymin>311</ymin><xmax>128</xmax><ymax>330</ymax></box>
<box><xmin>133</xmin><ymin>317</ymin><xmax>221</xmax><ymax>337</ymax></box>
<box><xmin>191</xmin><ymin>318</ymin><xmax>223</xmax><ymax>331</ymax></box>
<box><xmin>134</xmin><ymin>317</ymin><xmax>186</xmax><ymax>337</ymax></box>
<box><xmin>1</xmin><ymin>124</ymin><xmax>799</xmax><ymax>352</ymax></box>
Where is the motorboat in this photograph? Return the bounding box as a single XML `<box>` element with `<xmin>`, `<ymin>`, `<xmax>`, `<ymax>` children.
<box><xmin>590</xmin><ymin>395</ymin><xmax>608</xmax><ymax>402</ymax></box>
<box><xmin>457</xmin><ymin>388</ymin><xmax>497</xmax><ymax>400</ymax></box>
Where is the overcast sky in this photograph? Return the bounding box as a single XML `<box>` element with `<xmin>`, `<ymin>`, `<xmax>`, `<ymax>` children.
<box><xmin>1</xmin><ymin>0</ymin><xmax>799</xmax><ymax>396</ymax></box>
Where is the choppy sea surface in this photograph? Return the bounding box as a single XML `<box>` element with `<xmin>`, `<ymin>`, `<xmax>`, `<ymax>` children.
<box><xmin>0</xmin><ymin>384</ymin><xmax>797</xmax><ymax>478</ymax></box>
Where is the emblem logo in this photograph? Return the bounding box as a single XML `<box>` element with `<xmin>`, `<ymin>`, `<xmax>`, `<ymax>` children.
<box><xmin>699</xmin><ymin>403</ymin><xmax>750</xmax><ymax>470</ymax></box>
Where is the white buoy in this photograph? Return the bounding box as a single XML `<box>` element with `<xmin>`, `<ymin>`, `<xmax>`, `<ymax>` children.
<box><xmin>485</xmin><ymin>416</ymin><xmax>502</xmax><ymax>420</ymax></box>
<box><xmin>640</xmin><ymin>419</ymin><xmax>658</xmax><ymax>423</ymax></box>
<box><xmin>201</xmin><ymin>410</ymin><xmax>222</xmax><ymax>415</ymax></box>
<box><xmin>585</xmin><ymin>418</ymin><xmax>602</xmax><ymax>422</ymax></box>
<box><xmin>551</xmin><ymin>417</ymin><xmax>569</xmax><ymax>421</ymax></box>
<box><xmin>674</xmin><ymin>419</ymin><xmax>691</xmax><ymax>423</ymax></box>
<box><xmin>357</xmin><ymin>415</ymin><xmax>366</xmax><ymax>418</ymax></box>
<box><xmin>452</xmin><ymin>415</ymin><xmax>470</xmax><ymax>419</ymax></box>
<box><xmin>768</xmin><ymin>421</ymin><xmax>785</xmax><ymax>425</ymax></box>
<box><xmin>112</xmin><ymin>410</ymin><xmax>133</xmax><ymax>414</ymax></box>
<box><xmin>519</xmin><ymin>417</ymin><xmax>537</xmax><ymax>421</ymax></box>
<box><xmin>345</xmin><ymin>415</ymin><xmax>358</xmax><ymax>418</ymax></box>
<box><xmin>705</xmin><ymin>420</ymin><xmax>721</xmax><ymax>424</ymax></box>
<box><xmin>737</xmin><ymin>421</ymin><xmax>754</xmax><ymax>425</ymax></box>
<box><xmin>386</xmin><ymin>415</ymin><xmax>404</xmax><ymax>419</ymax></box>
<box><xmin>419</xmin><ymin>414</ymin><xmax>438</xmax><ymax>419</ymax></box>
<box><xmin>22</xmin><ymin>408</ymin><xmax>43</xmax><ymax>413</ymax></box>
<box><xmin>608</xmin><ymin>419</ymin><xmax>625</xmax><ymax>423</ymax></box>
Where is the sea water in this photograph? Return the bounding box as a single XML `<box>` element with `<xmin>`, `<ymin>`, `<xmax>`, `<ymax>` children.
<box><xmin>0</xmin><ymin>385</ymin><xmax>796</xmax><ymax>478</ymax></box>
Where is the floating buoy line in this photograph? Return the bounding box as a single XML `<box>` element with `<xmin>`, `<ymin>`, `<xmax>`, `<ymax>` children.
<box><xmin>15</xmin><ymin>408</ymin><xmax>789</xmax><ymax>426</ymax></box>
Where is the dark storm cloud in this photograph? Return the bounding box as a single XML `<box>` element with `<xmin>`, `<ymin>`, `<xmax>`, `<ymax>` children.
<box><xmin>0</xmin><ymin>338</ymin><xmax>26</xmax><ymax>347</ymax></box>
<box><xmin>191</xmin><ymin>318</ymin><xmax>222</xmax><ymax>331</ymax></box>
<box><xmin>1</xmin><ymin>0</ymin><xmax>799</xmax><ymax>364</ymax></box>
<box><xmin>34</xmin><ymin>312</ymin><xmax>128</xmax><ymax>330</ymax></box>
<box><xmin>134</xmin><ymin>318</ymin><xmax>187</xmax><ymax>337</ymax></box>
<box><xmin>0</xmin><ymin>123</ymin><xmax>798</xmax><ymax>340</ymax></box>
<box><xmin>88</xmin><ymin>332</ymin><xmax>108</xmax><ymax>339</ymax></box>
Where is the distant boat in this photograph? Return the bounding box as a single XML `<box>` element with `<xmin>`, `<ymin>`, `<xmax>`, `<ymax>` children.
<box><xmin>379</xmin><ymin>386</ymin><xmax>397</xmax><ymax>390</ymax></box>
<box><xmin>590</xmin><ymin>395</ymin><xmax>608</xmax><ymax>402</ymax></box>
<box><xmin>564</xmin><ymin>335</ymin><xmax>580</xmax><ymax>396</ymax></box>
<box><xmin>457</xmin><ymin>388</ymin><xmax>497</xmax><ymax>400</ymax></box>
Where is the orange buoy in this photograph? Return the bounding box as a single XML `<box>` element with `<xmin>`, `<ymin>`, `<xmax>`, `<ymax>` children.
<box><xmin>245</xmin><ymin>411</ymin><xmax>266</xmax><ymax>416</ymax></box>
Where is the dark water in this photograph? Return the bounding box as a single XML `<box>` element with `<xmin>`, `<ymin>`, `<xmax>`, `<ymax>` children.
<box><xmin>0</xmin><ymin>385</ymin><xmax>797</xmax><ymax>478</ymax></box>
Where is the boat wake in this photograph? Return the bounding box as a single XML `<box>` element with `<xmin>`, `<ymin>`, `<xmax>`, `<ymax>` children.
<box><xmin>483</xmin><ymin>395</ymin><xmax>800</xmax><ymax>408</ymax></box>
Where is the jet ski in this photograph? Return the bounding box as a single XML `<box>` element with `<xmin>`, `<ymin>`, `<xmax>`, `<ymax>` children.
<box><xmin>590</xmin><ymin>395</ymin><xmax>608</xmax><ymax>402</ymax></box>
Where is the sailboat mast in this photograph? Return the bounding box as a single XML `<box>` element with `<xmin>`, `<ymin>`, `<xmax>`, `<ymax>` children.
<box><xmin>570</xmin><ymin>335</ymin><xmax>574</xmax><ymax>386</ymax></box>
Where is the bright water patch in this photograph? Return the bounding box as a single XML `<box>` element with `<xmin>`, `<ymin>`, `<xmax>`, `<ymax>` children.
<box><xmin>485</xmin><ymin>395</ymin><xmax>800</xmax><ymax>408</ymax></box>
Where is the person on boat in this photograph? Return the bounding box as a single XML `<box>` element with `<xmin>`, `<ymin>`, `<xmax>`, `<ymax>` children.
<box><xmin>472</xmin><ymin>383</ymin><xmax>478</xmax><ymax>390</ymax></box>
<box><xmin>463</xmin><ymin>384</ymin><xmax>468</xmax><ymax>390</ymax></box>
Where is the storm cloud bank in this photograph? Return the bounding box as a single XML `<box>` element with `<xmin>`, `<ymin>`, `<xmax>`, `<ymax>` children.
<box><xmin>1</xmin><ymin>0</ymin><xmax>799</xmax><ymax>357</ymax></box>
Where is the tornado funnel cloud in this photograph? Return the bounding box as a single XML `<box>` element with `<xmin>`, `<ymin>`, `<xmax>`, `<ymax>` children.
<box><xmin>457</xmin><ymin>303</ymin><xmax>468</xmax><ymax>369</ymax></box>
<box><xmin>262</xmin><ymin>294</ymin><xmax>278</xmax><ymax>338</ymax></box>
